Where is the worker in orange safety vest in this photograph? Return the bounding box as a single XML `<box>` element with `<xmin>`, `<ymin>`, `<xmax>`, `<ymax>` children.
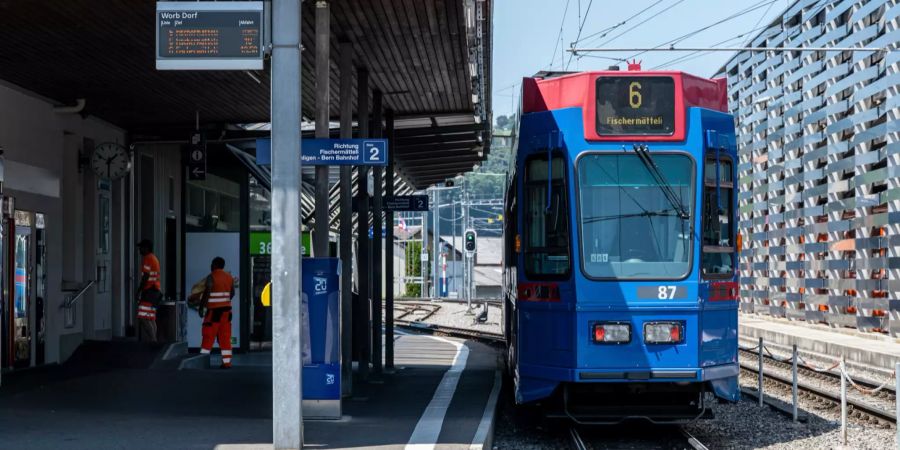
<box><xmin>199</xmin><ymin>256</ymin><xmax>235</xmax><ymax>368</ymax></box>
<box><xmin>136</xmin><ymin>239</ymin><xmax>162</xmax><ymax>343</ymax></box>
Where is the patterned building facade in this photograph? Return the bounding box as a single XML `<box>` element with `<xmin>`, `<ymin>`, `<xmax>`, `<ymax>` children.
<box><xmin>716</xmin><ymin>0</ymin><xmax>900</xmax><ymax>334</ymax></box>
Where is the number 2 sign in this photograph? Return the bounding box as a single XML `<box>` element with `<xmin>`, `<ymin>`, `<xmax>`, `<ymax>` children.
<box><xmin>364</xmin><ymin>141</ymin><xmax>386</xmax><ymax>164</ymax></box>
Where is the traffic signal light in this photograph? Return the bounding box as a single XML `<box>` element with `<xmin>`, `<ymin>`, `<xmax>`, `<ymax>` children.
<box><xmin>464</xmin><ymin>229</ymin><xmax>477</xmax><ymax>252</ymax></box>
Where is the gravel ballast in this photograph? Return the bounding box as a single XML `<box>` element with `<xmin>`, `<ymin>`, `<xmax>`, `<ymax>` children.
<box><xmin>490</xmin><ymin>371</ymin><xmax>896</xmax><ymax>449</ymax></box>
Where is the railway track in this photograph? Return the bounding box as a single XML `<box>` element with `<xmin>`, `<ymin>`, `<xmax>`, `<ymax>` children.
<box><xmin>739</xmin><ymin>347</ymin><xmax>896</xmax><ymax>399</ymax></box>
<box><xmin>738</xmin><ymin>350</ymin><xmax>896</xmax><ymax>426</ymax></box>
<box><xmin>394</xmin><ymin>319</ymin><xmax>505</xmax><ymax>344</ymax></box>
<box><xmin>568</xmin><ymin>425</ymin><xmax>708</xmax><ymax>450</ymax></box>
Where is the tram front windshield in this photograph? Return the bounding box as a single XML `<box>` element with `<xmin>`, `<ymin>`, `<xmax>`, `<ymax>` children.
<box><xmin>578</xmin><ymin>153</ymin><xmax>694</xmax><ymax>280</ymax></box>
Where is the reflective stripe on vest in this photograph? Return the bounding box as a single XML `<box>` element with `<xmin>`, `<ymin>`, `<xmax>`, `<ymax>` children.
<box><xmin>137</xmin><ymin>302</ymin><xmax>156</xmax><ymax>320</ymax></box>
<box><xmin>208</xmin><ymin>269</ymin><xmax>234</xmax><ymax>308</ymax></box>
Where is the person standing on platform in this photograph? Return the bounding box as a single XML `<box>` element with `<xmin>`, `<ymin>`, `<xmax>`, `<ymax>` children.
<box><xmin>136</xmin><ymin>239</ymin><xmax>161</xmax><ymax>342</ymax></box>
<box><xmin>199</xmin><ymin>257</ymin><xmax>235</xmax><ymax>368</ymax></box>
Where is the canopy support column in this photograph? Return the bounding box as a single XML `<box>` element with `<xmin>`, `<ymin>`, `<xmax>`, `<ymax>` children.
<box><xmin>313</xmin><ymin>0</ymin><xmax>330</xmax><ymax>257</ymax></box>
<box><xmin>385</xmin><ymin>108</ymin><xmax>395</xmax><ymax>370</ymax></box>
<box><xmin>371</xmin><ymin>89</ymin><xmax>383</xmax><ymax>376</ymax></box>
<box><xmin>355</xmin><ymin>69</ymin><xmax>370</xmax><ymax>382</ymax></box>
<box><xmin>271</xmin><ymin>0</ymin><xmax>303</xmax><ymax>447</ymax></box>
<box><xmin>338</xmin><ymin>41</ymin><xmax>353</xmax><ymax>397</ymax></box>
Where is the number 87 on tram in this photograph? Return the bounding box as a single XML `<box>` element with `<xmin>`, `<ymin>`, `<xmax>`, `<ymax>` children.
<box><xmin>503</xmin><ymin>63</ymin><xmax>740</xmax><ymax>423</ymax></box>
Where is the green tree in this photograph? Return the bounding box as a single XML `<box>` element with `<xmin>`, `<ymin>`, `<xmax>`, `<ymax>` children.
<box><xmin>404</xmin><ymin>240</ymin><xmax>423</xmax><ymax>297</ymax></box>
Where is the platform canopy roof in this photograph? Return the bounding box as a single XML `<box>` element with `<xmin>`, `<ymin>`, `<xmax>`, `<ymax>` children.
<box><xmin>0</xmin><ymin>0</ymin><xmax>492</xmax><ymax>189</ymax></box>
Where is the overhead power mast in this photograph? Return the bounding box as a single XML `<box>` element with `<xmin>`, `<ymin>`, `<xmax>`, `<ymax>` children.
<box><xmin>271</xmin><ymin>0</ymin><xmax>303</xmax><ymax>448</ymax></box>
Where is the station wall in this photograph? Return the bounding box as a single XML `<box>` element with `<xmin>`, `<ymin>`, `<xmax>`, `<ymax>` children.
<box><xmin>0</xmin><ymin>80</ymin><xmax>127</xmax><ymax>364</ymax></box>
<box><xmin>718</xmin><ymin>0</ymin><xmax>899</xmax><ymax>334</ymax></box>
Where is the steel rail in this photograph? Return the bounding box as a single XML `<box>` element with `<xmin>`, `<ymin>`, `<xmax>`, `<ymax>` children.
<box><xmin>569</xmin><ymin>426</ymin><xmax>587</xmax><ymax>450</ymax></box>
<box><xmin>394</xmin><ymin>320</ymin><xmax>504</xmax><ymax>345</ymax></box>
<box><xmin>739</xmin><ymin>361</ymin><xmax>896</xmax><ymax>424</ymax></box>
<box><xmin>739</xmin><ymin>348</ymin><xmax>896</xmax><ymax>397</ymax></box>
<box><xmin>680</xmin><ymin>427</ymin><xmax>709</xmax><ymax>450</ymax></box>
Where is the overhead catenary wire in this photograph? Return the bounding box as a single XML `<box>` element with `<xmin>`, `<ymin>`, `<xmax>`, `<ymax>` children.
<box><xmin>741</xmin><ymin>0</ymin><xmax>778</xmax><ymax>47</ymax></box>
<box><xmin>570</xmin><ymin>0</ymin><xmax>785</xmax><ymax>59</ymax></box>
<box><xmin>575</xmin><ymin>0</ymin><xmax>667</xmax><ymax>46</ymax></box>
<box><xmin>587</xmin><ymin>0</ymin><xmax>687</xmax><ymax>50</ymax></box>
<box><xmin>648</xmin><ymin>24</ymin><xmax>772</xmax><ymax>70</ymax></box>
<box><xmin>565</xmin><ymin>0</ymin><xmax>594</xmax><ymax>70</ymax></box>
<box><xmin>548</xmin><ymin>0</ymin><xmax>573</xmax><ymax>70</ymax></box>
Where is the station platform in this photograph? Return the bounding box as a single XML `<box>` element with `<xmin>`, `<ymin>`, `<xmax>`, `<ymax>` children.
<box><xmin>0</xmin><ymin>334</ymin><xmax>500</xmax><ymax>450</ymax></box>
<box><xmin>739</xmin><ymin>313</ymin><xmax>900</xmax><ymax>377</ymax></box>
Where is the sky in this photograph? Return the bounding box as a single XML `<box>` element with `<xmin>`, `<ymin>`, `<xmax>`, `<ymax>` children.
<box><xmin>491</xmin><ymin>0</ymin><xmax>793</xmax><ymax>118</ymax></box>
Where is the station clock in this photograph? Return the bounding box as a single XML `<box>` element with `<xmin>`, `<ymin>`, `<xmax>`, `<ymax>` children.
<box><xmin>91</xmin><ymin>142</ymin><xmax>132</xmax><ymax>180</ymax></box>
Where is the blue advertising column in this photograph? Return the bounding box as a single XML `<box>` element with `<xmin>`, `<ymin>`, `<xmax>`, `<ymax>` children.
<box><xmin>302</xmin><ymin>257</ymin><xmax>341</xmax><ymax>419</ymax></box>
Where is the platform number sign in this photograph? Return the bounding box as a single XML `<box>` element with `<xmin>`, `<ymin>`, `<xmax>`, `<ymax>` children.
<box><xmin>363</xmin><ymin>141</ymin><xmax>386</xmax><ymax>164</ymax></box>
<box><xmin>385</xmin><ymin>195</ymin><xmax>429</xmax><ymax>212</ymax></box>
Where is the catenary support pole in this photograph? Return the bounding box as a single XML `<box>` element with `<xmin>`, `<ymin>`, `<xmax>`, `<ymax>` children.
<box><xmin>758</xmin><ymin>337</ymin><xmax>764</xmax><ymax>407</ymax></box>
<box><xmin>433</xmin><ymin>189</ymin><xmax>440</xmax><ymax>298</ymax></box>
<box><xmin>841</xmin><ymin>357</ymin><xmax>847</xmax><ymax>445</ymax></box>
<box><xmin>894</xmin><ymin>363</ymin><xmax>900</xmax><ymax>450</ymax></box>
<box><xmin>313</xmin><ymin>0</ymin><xmax>330</xmax><ymax>257</ymax></box>
<box><xmin>792</xmin><ymin>344</ymin><xmax>798</xmax><ymax>422</ymax></box>
<box><xmin>355</xmin><ymin>68</ymin><xmax>370</xmax><ymax>381</ymax></box>
<box><xmin>421</xmin><ymin>210</ymin><xmax>428</xmax><ymax>298</ymax></box>
<box><xmin>372</xmin><ymin>89</ymin><xmax>383</xmax><ymax>375</ymax></box>
<box><xmin>271</xmin><ymin>0</ymin><xmax>303</xmax><ymax>447</ymax></box>
<box><xmin>385</xmin><ymin>108</ymin><xmax>395</xmax><ymax>370</ymax></box>
<box><xmin>338</xmin><ymin>41</ymin><xmax>353</xmax><ymax>397</ymax></box>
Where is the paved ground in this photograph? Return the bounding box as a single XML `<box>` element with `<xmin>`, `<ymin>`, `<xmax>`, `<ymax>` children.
<box><xmin>0</xmin><ymin>335</ymin><xmax>499</xmax><ymax>450</ymax></box>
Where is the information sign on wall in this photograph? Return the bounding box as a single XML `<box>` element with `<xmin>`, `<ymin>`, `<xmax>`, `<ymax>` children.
<box><xmin>156</xmin><ymin>1</ymin><xmax>265</xmax><ymax>70</ymax></box>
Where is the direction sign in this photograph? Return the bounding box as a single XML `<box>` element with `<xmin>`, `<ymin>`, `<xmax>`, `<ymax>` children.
<box><xmin>187</xmin><ymin>133</ymin><xmax>207</xmax><ymax>180</ymax></box>
<box><xmin>156</xmin><ymin>1</ymin><xmax>265</xmax><ymax>70</ymax></box>
<box><xmin>255</xmin><ymin>138</ymin><xmax>388</xmax><ymax>166</ymax></box>
<box><xmin>385</xmin><ymin>195</ymin><xmax>429</xmax><ymax>212</ymax></box>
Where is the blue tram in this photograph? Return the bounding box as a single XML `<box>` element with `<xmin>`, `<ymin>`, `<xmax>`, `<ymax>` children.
<box><xmin>503</xmin><ymin>64</ymin><xmax>740</xmax><ymax>423</ymax></box>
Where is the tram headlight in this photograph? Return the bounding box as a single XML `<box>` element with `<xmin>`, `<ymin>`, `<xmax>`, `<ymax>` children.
<box><xmin>592</xmin><ymin>322</ymin><xmax>631</xmax><ymax>344</ymax></box>
<box><xmin>643</xmin><ymin>322</ymin><xmax>684</xmax><ymax>345</ymax></box>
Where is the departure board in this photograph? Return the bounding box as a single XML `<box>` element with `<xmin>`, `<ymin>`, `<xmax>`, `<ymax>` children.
<box><xmin>595</xmin><ymin>76</ymin><xmax>676</xmax><ymax>136</ymax></box>
<box><xmin>156</xmin><ymin>2</ymin><xmax>264</xmax><ymax>70</ymax></box>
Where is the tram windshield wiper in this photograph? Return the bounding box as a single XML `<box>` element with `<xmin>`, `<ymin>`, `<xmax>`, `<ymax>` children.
<box><xmin>582</xmin><ymin>209</ymin><xmax>681</xmax><ymax>224</ymax></box>
<box><xmin>631</xmin><ymin>144</ymin><xmax>690</xmax><ymax>220</ymax></box>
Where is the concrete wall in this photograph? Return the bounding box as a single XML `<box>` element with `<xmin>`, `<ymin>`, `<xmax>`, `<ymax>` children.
<box><xmin>0</xmin><ymin>80</ymin><xmax>126</xmax><ymax>364</ymax></box>
<box><xmin>717</xmin><ymin>0</ymin><xmax>899</xmax><ymax>334</ymax></box>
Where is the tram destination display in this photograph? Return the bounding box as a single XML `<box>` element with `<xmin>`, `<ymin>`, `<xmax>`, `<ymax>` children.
<box><xmin>156</xmin><ymin>1</ymin><xmax>264</xmax><ymax>70</ymax></box>
<box><xmin>595</xmin><ymin>76</ymin><xmax>675</xmax><ymax>136</ymax></box>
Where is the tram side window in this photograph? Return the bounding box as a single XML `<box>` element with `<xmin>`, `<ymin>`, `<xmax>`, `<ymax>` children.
<box><xmin>702</xmin><ymin>158</ymin><xmax>735</xmax><ymax>277</ymax></box>
<box><xmin>504</xmin><ymin>177</ymin><xmax>518</xmax><ymax>266</ymax></box>
<box><xmin>524</xmin><ymin>155</ymin><xmax>570</xmax><ymax>277</ymax></box>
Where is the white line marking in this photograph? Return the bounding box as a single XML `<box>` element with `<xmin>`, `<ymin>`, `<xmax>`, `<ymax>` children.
<box><xmin>469</xmin><ymin>370</ymin><xmax>502</xmax><ymax>450</ymax></box>
<box><xmin>405</xmin><ymin>336</ymin><xmax>470</xmax><ymax>450</ymax></box>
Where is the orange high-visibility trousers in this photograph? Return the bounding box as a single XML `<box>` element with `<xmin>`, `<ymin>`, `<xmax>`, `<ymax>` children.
<box><xmin>200</xmin><ymin>307</ymin><xmax>233</xmax><ymax>366</ymax></box>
